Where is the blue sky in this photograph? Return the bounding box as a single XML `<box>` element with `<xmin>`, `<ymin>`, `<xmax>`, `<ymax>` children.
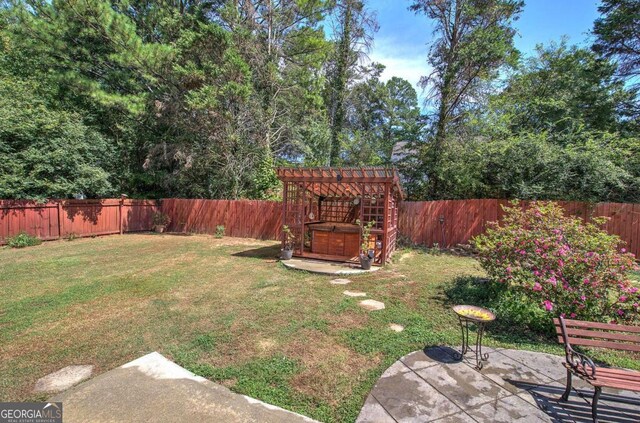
<box><xmin>367</xmin><ymin>0</ymin><xmax>601</xmax><ymax>97</ymax></box>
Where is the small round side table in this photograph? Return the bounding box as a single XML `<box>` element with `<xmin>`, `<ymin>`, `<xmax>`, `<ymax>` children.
<box><xmin>452</xmin><ymin>305</ymin><xmax>496</xmax><ymax>370</ymax></box>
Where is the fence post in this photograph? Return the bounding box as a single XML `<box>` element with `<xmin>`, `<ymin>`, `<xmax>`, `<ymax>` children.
<box><xmin>119</xmin><ymin>197</ymin><xmax>124</xmax><ymax>235</ymax></box>
<box><xmin>57</xmin><ymin>201</ymin><xmax>63</xmax><ymax>239</ymax></box>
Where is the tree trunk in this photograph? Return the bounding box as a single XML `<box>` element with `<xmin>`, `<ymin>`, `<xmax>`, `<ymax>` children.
<box><xmin>329</xmin><ymin>1</ymin><xmax>353</xmax><ymax>166</ymax></box>
<box><xmin>428</xmin><ymin>0</ymin><xmax>460</xmax><ymax>198</ymax></box>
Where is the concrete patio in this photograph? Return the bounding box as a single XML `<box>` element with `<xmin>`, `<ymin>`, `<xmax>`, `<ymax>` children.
<box><xmin>357</xmin><ymin>346</ymin><xmax>640</xmax><ymax>423</ymax></box>
<box><xmin>52</xmin><ymin>352</ymin><xmax>317</xmax><ymax>423</ymax></box>
<box><xmin>282</xmin><ymin>257</ymin><xmax>380</xmax><ymax>275</ymax></box>
<box><xmin>46</xmin><ymin>346</ymin><xmax>640</xmax><ymax>422</ymax></box>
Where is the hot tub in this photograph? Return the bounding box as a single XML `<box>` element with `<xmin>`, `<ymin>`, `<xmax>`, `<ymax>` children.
<box><xmin>307</xmin><ymin>222</ymin><xmax>360</xmax><ymax>258</ymax></box>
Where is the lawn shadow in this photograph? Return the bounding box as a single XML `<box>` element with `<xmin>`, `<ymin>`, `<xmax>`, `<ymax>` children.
<box><xmin>232</xmin><ymin>244</ymin><xmax>281</xmax><ymax>259</ymax></box>
<box><xmin>508</xmin><ymin>379</ymin><xmax>640</xmax><ymax>423</ymax></box>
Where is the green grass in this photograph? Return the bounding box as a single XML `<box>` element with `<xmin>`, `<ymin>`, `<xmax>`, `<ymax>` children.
<box><xmin>0</xmin><ymin>236</ymin><xmax>637</xmax><ymax>421</ymax></box>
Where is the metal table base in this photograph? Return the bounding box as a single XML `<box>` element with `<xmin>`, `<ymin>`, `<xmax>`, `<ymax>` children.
<box><xmin>453</xmin><ymin>314</ymin><xmax>490</xmax><ymax>370</ymax></box>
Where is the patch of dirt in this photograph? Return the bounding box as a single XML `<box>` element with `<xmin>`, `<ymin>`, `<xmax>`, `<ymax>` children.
<box><xmin>397</xmin><ymin>251</ymin><xmax>415</xmax><ymax>262</ymax></box>
<box><xmin>328</xmin><ymin>311</ymin><xmax>368</xmax><ymax>332</ymax></box>
<box><xmin>198</xmin><ymin>325</ymin><xmax>272</xmax><ymax>366</ymax></box>
<box><xmin>128</xmin><ymin>252</ymin><xmax>199</xmax><ymax>277</ymax></box>
<box><xmin>190</xmin><ymin>236</ymin><xmax>278</xmax><ymax>248</ymax></box>
<box><xmin>8</xmin><ymin>296</ymin><xmax>148</xmax><ymax>360</ymax></box>
<box><xmin>257</xmin><ymin>338</ymin><xmax>277</xmax><ymax>352</ymax></box>
<box><xmin>220</xmin><ymin>378</ymin><xmax>237</xmax><ymax>388</ymax></box>
<box><xmin>285</xmin><ymin>330</ymin><xmax>380</xmax><ymax>406</ymax></box>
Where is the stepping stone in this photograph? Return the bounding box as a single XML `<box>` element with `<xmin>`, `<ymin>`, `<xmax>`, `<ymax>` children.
<box><xmin>330</xmin><ymin>278</ymin><xmax>351</xmax><ymax>285</ymax></box>
<box><xmin>389</xmin><ymin>323</ymin><xmax>404</xmax><ymax>332</ymax></box>
<box><xmin>344</xmin><ymin>290</ymin><xmax>367</xmax><ymax>297</ymax></box>
<box><xmin>34</xmin><ymin>365</ymin><xmax>93</xmax><ymax>393</ymax></box>
<box><xmin>359</xmin><ymin>299</ymin><xmax>385</xmax><ymax>311</ymax></box>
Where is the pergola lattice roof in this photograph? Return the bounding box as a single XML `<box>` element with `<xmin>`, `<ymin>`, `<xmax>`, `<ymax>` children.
<box><xmin>276</xmin><ymin>167</ymin><xmax>404</xmax><ymax>199</ymax></box>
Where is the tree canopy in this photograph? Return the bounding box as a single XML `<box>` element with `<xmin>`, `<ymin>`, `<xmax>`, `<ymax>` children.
<box><xmin>0</xmin><ymin>0</ymin><xmax>638</xmax><ymax>202</ymax></box>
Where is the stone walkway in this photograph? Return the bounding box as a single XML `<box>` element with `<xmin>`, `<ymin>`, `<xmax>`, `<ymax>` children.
<box><xmin>357</xmin><ymin>346</ymin><xmax>640</xmax><ymax>423</ymax></box>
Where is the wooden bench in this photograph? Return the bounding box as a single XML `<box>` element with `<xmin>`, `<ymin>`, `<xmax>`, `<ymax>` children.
<box><xmin>554</xmin><ymin>316</ymin><xmax>640</xmax><ymax>423</ymax></box>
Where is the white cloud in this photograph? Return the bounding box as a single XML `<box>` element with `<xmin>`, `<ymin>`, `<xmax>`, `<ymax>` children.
<box><xmin>366</xmin><ymin>36</ymin><xmax>432</xmax><ymax>102</ymax></box>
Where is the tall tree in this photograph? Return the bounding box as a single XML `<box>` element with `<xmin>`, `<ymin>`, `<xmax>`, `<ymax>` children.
<box><xmin>140</xmin><ymin>21</ymin><xmax>257</xmax><ymax>199</ymax></box>
<box><xmin>5</xmin><ymin>0</ymin><xmax>174</xmax><ymax>196</ymax></box>
<box><xmin>383</xmin><ymin>77</ymin><xmax>423</xmax><ymax>159</ymax></box>
<box><xmin>342</xmin><ymin>71</ymin><xmax>422</xmax><ymax>165</ymax></box>
<box><xmin>409</xmin><ymin>0</ymin><xmax>523</xmax><ymax>198</ymax></box>
<box><xmin>593</xmin><ymin>0</ymin><xmax>640</xmax><ymax>86</ymax></box>
<box><xmin>218</xmin><ymin>0</ymin><xmax>331</xmax><ymax>191</ymax></box>
<box><xmin>419</xmin><ymin>41</ymin><xmax>640</xmax><ymax>203</ymax></box>
<box><xmin>488</xmin><ymin>42</ymin><xmax>636</xmax><ymax>136</ymax></box>
<box><xmin>326</xmin><ymin>0</ymin><xmax>377</xmax><ymax>165</ymax></box>
<box><xmin>0</xmin><ymin>74</ymin><xmax>114</xmax><ymax>200</ymax></box>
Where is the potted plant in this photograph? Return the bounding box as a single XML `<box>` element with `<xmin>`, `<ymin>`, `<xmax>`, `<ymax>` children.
<box><xmin>152</xmin><ymin>212</ymin><xmax>171</xmax><ymax>233</ymax></box>
<box><xmin>281</xmin><ymin>225</ymin><xmax>295</xmax><ymax>260</ymax></box>
<box><xmin>356</xmin><ymin>219</ymin><xmax>376</xmax><ymax>269</ymax></box>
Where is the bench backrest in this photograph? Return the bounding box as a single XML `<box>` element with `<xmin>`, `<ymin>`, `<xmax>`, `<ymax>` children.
<box><xmin>554</xmin><ymin>317</ymin><xmax>640</xmax><ymax>353</ymax></box>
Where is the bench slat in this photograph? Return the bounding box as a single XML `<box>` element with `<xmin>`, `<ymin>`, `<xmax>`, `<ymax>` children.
<box><xmin>597</xmin><ymin>371</ymin><xmax>640</xmax><ymax>382</ymax></box>
<box><xmin>564</xmin><ymin>364</ymin><xmax>640</xmax><ymax>389</ymax></box>
<box><xmin>555</xmin><ymin>327</ymin><xmax>640</xmax><ymax>343</ymax></box>
<box><xmin>591</xmin><ymin>379</ymin><xmax>640</xmax><ymax>391</ymax></box>
<box><xmin>565</xmin><ymin>363</ymin><xmax>640</xmax><ymax>380</ymax></box>
<box><xmin>564</xmin><ymin>336</ymin><xmax>640</xmax><ymax>352</ymax></box>
<box><xmin>554</xmin><ymin>318</ymin><xmax>640</xmax><ymax>334</ymax></box>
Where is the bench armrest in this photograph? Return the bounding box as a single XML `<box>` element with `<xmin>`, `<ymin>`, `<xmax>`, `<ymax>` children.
<box><xmin>565</xmin><ymin>345</ymin><xmax>597</xmax><ymax>379</ymax></box>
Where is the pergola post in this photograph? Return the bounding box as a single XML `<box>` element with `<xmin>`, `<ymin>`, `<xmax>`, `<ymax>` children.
<box><xmin>300</xmin><ymin>181</ymin><xmax>307</xmax><ymax>254</ymax></box>
<box><xmin>382</xmin><ymin>182</ymin><xmax>390</xmax><ymax>264</ymax></box>
<box><xmin>281</xmin><ymin>182</ymin><xmax>288</xmax><ymax>250</ymax></box>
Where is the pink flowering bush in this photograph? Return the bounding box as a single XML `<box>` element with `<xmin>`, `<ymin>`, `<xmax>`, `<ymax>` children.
<box><xmin>473</xmin><ymin>201</ymin><xmax>639</xmax><ymax>324</ymax></box>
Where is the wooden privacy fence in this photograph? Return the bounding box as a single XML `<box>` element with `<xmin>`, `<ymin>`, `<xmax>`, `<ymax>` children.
<box><xmin>398</xmin><ymin>199</ymin><xmax>640</xmax><ymax>258</ymax></box>
<box><xmin>2</xmin><ymin>198</ymin><xmax>639</xmax><ymax>259</ymax></box>
<box><xmin>161</xmin><ymin>198</ymin><xmax>640</xmax><ymax>258</ymax></box>
<box><xmin>0</xmin><ymin>199</ymin><xmax>157</xmax><ymax>244</ymax></box>
<box><xmin>160</xmin><ymin>198</ymin><xmax>282</xmax><ymax>240</ymax></box>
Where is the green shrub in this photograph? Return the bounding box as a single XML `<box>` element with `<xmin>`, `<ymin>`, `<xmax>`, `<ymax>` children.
<box><xmin>215</xmin><ymin>225</ymin><xmax>225</xmax><ymax>238</ymax></box>
<box><xmin>473</xmin><ymin>201</ymin><xmax>639</xmax><ymax>324</ymax></box>
<box><xmin>446</xmin><ymin>276</ymin><xmax>553</xmax><ymax>336</ymax></box>
<box><xmin>6</xmin><ymin>232</ymin><xmax>42</xmax><ymax>248</ymax></box>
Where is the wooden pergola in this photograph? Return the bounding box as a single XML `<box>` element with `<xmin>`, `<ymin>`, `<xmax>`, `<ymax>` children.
<box><xmin>277</xmin><ymin>167</ymin><xmax>404</xmax><ymax>265</ymax></box>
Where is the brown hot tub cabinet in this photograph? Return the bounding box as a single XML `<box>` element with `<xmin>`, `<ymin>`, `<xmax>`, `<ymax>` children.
<box><xmin>308</xmin><ymin>223</ymin><xmax>360</xmax><ymax>258</ymax></box>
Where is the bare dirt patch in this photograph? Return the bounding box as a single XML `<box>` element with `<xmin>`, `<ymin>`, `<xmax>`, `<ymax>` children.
<box><xmin>397</xmin><ymin>251</ymin><xmax>416</xmax><ymax>262</ymax></box>
<box><xmin>285</xmin><ymin>330</ymin><xmax>380</xmax><ymax>406</ymax></box>
<box><xmin>257</xmin><ymin>338</ymin><xmax>277</xmax><ymax>353</ymax></box>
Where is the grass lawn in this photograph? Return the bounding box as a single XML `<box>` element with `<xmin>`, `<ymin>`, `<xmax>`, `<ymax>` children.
<box><xmin>0</xmin><ymin>234</ymin><xmax>637</xmax><ymax>422</ymax></box>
